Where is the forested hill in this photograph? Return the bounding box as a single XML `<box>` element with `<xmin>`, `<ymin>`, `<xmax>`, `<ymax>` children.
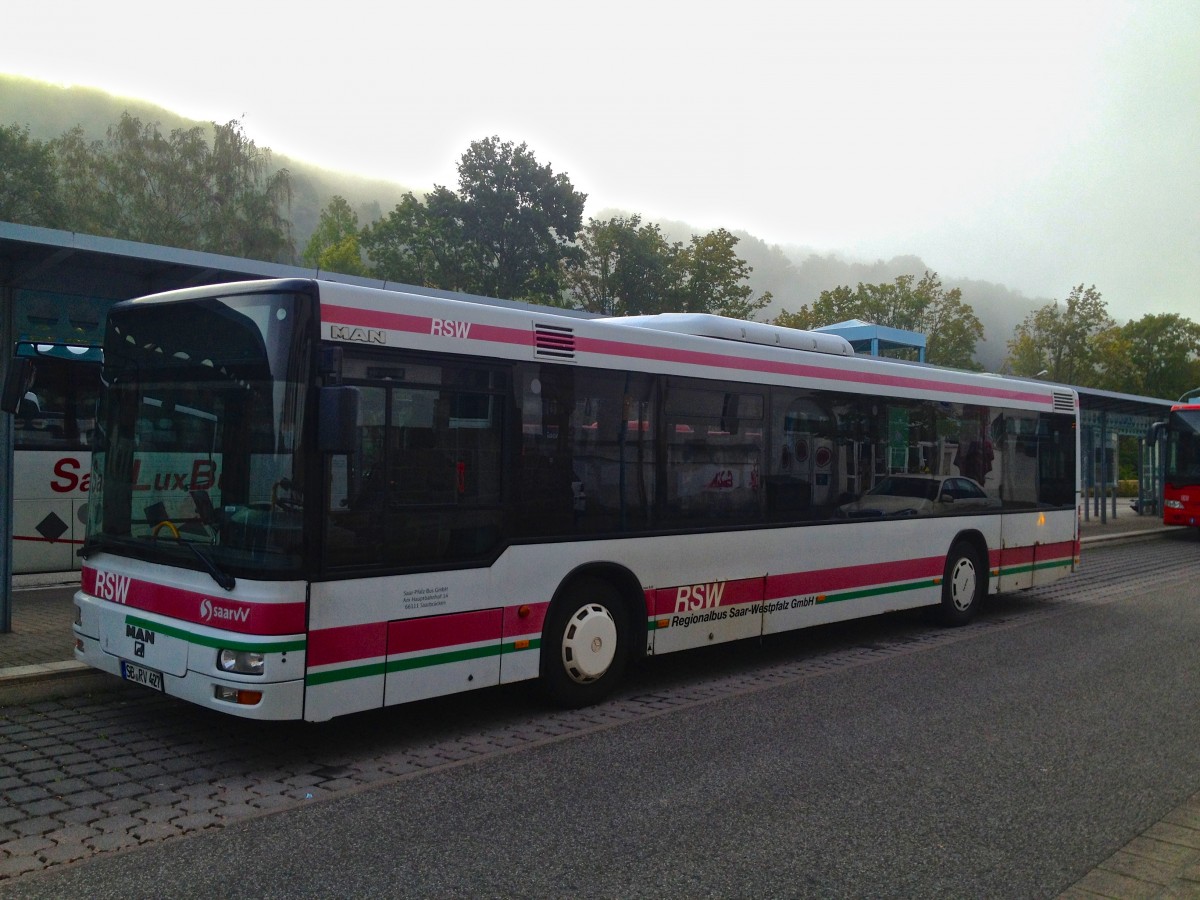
<box><xmin>1</xmin><ymin>74</ymin><xmax>1043</xmax><ymax>370</ymax></box>
<box><xmin>0</xmin><ymin>74</ymin><xmax>419</xmax><ymax>261</ymax></box>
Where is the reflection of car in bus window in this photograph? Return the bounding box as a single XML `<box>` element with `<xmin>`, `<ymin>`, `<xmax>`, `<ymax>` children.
<box><xmin>836</xmin><ymin>474</ymin><xmax>1001</xmax><ymax>518</ymax></box>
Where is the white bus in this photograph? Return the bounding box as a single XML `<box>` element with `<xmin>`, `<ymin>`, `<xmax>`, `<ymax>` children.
<box><xmin>9</xmin><ymin>343</ymin><xmax>102</xmax><ymax>574</ymax></box>
<box><xmin>66</xmin><ymin>279</ymin><xmax>1079</xmax><ymax>721</ymax></box>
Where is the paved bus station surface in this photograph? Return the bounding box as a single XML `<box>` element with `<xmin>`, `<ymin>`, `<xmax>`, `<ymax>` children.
<box><xmin>2</xmin><ymin>512</ymin><xmax>1197</xmax><ymax>896</ymax></box>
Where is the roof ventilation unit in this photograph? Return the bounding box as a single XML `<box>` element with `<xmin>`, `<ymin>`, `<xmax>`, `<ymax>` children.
<box><xmin>598</xmin><ymin>313</ymin><xmax>854</xmax><ymax>357</ymax></box>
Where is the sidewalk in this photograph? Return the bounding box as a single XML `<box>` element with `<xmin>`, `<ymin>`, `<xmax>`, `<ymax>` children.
<box><xmin>0</xmin><ymin>511</ymin><xmax>1177</xmax><ymax>703</ymax></box>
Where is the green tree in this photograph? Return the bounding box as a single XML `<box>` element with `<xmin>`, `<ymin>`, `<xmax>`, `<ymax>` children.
<box><xmin>51</xmin><ymin>126</ymin><xmax>117</xmax><ymax>235</ymax></box>
<box><xmin>568</xmin><ymin>218</ymin><xmax>768</xmax><ymax>320</ymax></box>
<box><xmin>454</xmin><ymin>136</ymin><xmax>586</xmax><ymax>302</ymax></box>
<box><xmin>0</xmin><ymin>123</ymin><xmax>64</xmax><ymax>227</ymax></box>
<box><xmin>204</xmin><ymin>120</ymin><xmax>293</xmax><ymax>262</ymax></box>
<box><xmin>1090</xmin><ymin>326</ymin><xmax>1139</xmax><ymax>394</ymax></box>
<box><xmin>774</xmin><ymin>272</ymin><xmax>983</xmax><ymax>368</ymax></box>
<box><xmin>303</xmin><ymin>195</ymin><xmax>365</xmax><ymax>275</ymax></box>
<box><xmin>1112</xmin><ymin>313</ymin><xmax>1200</xmax><ymax>399</ymax></box>
<box><xmin>1004</xmin><ymin>285</ymin><xmax>1113</xmax><ymax>385</ymax></box>
<box><xmin>49</xmin><ymin>113</ymin><xmax>293</xmax><ymax>261</ymax></box>
<box><xmin>360</xmin><ymin>188</ymin><xmax>476</xmax><ymax>290</ymax></box>
<box><xmin>915</xmin><ymin>273</ymin><xmax>985</xmax><ymax>370</ymax></box>
<box><xmin>678</xmin><ymin>228</ymin><xmax>772</xmax><ymax>320</ymax></box>
<box><xmin>567</xmin><ymin>215</ymin><xmax>681</xmax><ymax>316</ymax></box>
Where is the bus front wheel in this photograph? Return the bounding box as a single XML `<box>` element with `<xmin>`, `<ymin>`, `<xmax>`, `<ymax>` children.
<box><xmin>939</xmin><ymin>541</ymin><xmax>984</xmax><ymax>626</ymax></box>
<box><xmin>541</xmin><ymin>578</ymin><xmax>630</xmax><ymax>708</ymax></box>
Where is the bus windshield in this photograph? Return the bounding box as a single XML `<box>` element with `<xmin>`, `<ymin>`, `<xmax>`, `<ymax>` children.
<box><xmin>86</xmin><ymin>289</ymin><xmax>314</xmax><ymax>577</ymax></box>
<box><xmin>1166</xmin><ymin>408</ymin><xmax>1200</xmax><ymax>485</ymax></box>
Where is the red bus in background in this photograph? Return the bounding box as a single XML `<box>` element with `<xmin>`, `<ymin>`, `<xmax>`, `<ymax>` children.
<box><xmin>1151</xmin><ymin>394</ymin><xmax>1200</xmax><ymax>528</ymax></box>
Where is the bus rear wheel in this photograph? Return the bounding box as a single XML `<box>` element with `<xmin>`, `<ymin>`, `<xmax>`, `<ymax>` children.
<box><xmin>939</xmin><ymin>541</ymin><xmax>984</xmax><ymax>626</ymax></box>
<box><xmin>541</xmin><ymin>578</ymin><xmax>630</xmax><ymax>708</ymax></box>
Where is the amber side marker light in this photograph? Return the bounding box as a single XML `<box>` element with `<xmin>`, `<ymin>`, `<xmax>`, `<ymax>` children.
<box><xmin>215</xmin><ymin>686</ymin><xmax>263</xmax><ymax>706</ymax></box>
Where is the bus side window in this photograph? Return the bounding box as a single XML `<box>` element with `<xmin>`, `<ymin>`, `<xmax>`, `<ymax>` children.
<box><xmin>663</xmin><ymin>382</ymin><xmax>763</xmax><ymax>527</ymax></box>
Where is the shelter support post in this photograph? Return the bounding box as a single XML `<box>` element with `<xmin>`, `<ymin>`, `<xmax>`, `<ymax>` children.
<box><xmin>1</xmin><ymin>282</ymin><xmax>12</xmax><ymax>633</ymax></box>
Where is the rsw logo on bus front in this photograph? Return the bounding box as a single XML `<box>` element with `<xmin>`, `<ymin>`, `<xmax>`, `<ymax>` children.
<box><xmin>93</xmin><ymin>571</ymin><xmax>131</xmax><ymax>604</ymax></box>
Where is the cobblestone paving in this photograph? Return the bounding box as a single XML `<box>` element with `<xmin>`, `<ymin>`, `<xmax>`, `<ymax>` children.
<box><xmin>0</xmin><ymin>538</ymin><xmax>1194</xmax><ymax>882</ymax></box>
<box><xmin>0</xmin><ymin>586</ymin><xmax>76</xmax><ymax>670</ymax></box>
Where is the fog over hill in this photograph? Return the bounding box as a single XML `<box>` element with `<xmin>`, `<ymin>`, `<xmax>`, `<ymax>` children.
<box><xmin>0</xmin><ymin>75</ymin><xmax>421</xmax><ymax>256</ymax></box>
<box><xmin>631</xmin><ymin>216</ymin><xmax>1044</xmax><ymax>371</ymax></box>
<box><xmin>3</xmin><ymin>75</ymin><xmax>1047</xmax><ymax>371</ymax></box>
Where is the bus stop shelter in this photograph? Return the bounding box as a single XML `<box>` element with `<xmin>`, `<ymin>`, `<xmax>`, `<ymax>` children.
<box><xmin>815</xmin><ymin>319</ymin><xmax>926</xmax><ymax>362</ymax></box>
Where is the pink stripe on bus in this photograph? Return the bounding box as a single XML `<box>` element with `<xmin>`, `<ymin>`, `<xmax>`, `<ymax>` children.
<box><xmin>81</xmin><ymin>566</ymin><xmax>306</xmax><ymax>635</ymax></box>
<box><xmin>502</xmin><ymin>601</ymin><xmax>550</xmax><ymax>636</ymax></box>
<box><xmin>766</xmin><ymin>556</ymin><xmax>944</xmax><ymax>600</ymax></box>
<box><xmin>322</xmin><ymin>304</ymin><xmax>1052</xmax><ymax>408</ymax></box>
<box><xmin>307</xmin><ymin>622</ymin><xmax>387</xmax><ymax>667</ymax></box>
<box><xmin>387</xmin><ymin>609</ymin><xmax>503</xmax><ymax>655</ymax></box>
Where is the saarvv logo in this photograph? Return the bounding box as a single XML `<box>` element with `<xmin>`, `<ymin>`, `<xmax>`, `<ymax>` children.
<box><xmin>199</xmin><ymin>598</ymin><xmax>250</xmax><ymax>624</ymax></box>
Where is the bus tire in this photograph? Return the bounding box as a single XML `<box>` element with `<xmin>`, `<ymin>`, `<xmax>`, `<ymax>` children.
<box><xmin>939</xmin><ymin>540</ymin><xmax>984</xmax><ymax>626</ymax></box>
<box><xmin>541</xmin><ymin>578</ymin><xmax>630</xmax><ymax>708</ymax></box>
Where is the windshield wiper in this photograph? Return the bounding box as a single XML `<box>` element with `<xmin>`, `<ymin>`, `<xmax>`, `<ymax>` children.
<box><xmin>185</xmin><ymin>542</ymin><xmax>236</xmax><ymax>592</ymax></box>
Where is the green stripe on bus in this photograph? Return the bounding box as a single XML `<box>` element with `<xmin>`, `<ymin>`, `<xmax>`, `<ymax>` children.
<box><xmin>124</xmin><ymin>615</ymin><xmax>307</xmax><ymax>653</ymax></box>
<box><xmin>819</xmin><ymin>579</ymin><xmax>940</xmax><ymax>605</ymax></box>
<box><xmin>999</xmin><ymin>559</ymin><xmax>1074</xmax><ymax>577</ymax></box>
<box><xmin>306</xmin><ymin>661</ymin><xmax>387</xmax><ymax>686</ymax></box>
<box><xmin>386</xmin><ymin>644</ymin><xmax>500</xmax><ymax>673</ymax></box>
<box><xmin>306</xmin><ymin>640</ymin><xmax>539</xmax><ymax>687</ymax></box>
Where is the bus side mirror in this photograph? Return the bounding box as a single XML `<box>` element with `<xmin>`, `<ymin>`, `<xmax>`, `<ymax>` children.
<box><xmin>1146</xmin><ymin>421</ymin><xmax>1164</xmax><ymax>443</ymax></box>
<box><xmin>318</xmin><ymin>386</ymin><xmax>359</xmax><ymax>454</ymax></box>
<box><xmin>1</xmin><ymin>358</ymin><xmax>35</xmax><ymax>415</ymax></box>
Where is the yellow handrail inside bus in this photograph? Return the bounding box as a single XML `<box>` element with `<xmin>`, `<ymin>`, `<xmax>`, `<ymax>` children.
<box><xmin>152</xmin><ymin>520</ymin><xmax>180</xmax><ymax>539</ymax></box>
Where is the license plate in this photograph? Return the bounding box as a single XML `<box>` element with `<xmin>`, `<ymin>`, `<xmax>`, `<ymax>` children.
<box><xmin>120</xmin><ymin>660</ymin><xmax>164</xmax><ymax>692</ymax></box>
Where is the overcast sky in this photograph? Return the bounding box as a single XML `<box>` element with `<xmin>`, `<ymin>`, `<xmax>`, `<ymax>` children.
<box><xmin>6</xmin><ymin>0</ymin><xmax>1197</xmax><ymax>323</ymax></box>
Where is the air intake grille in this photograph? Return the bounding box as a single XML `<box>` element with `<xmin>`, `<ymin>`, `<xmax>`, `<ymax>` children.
<box><xmin>534</xmin><ymin>323</ymin><xmax>575</xmax><ymax>360</ymax></box>
<box><xmin>1053</xmin><ymin>391</ymin><xmax>1076</xmax><ymax>412</ymax></box>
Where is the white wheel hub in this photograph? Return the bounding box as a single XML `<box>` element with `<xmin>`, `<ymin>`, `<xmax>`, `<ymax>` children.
<box><xmin>561</xmin><ymin>603</ymin><xmax>618</xmax><ymax>683</ymax></box>
<box><xmin>949</xmin><ymin>557</ymin><xmax>977</xmax><ymax>612</ymax></box>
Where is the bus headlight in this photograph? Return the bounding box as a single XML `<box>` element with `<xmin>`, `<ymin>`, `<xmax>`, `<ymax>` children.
<box><xmin>1166</xmin><ymin>499</ymin><xmax>1185</xmax><ymax>509</ymax></box>
<box><xmin>218</xmin><ymin>649</ymin><xmax>265</xmax><ymax>675</ymax></box>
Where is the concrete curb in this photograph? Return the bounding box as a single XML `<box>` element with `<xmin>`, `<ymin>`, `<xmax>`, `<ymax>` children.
<box><xmin>0</xmin><ymin>659</ymin><xmax>126</xmax><ymax>707</ymax></box>
<box><xmin>1080</xmin><ymin>526</ymin><xmax>1178</xmax><ymax>546</ymax></box>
